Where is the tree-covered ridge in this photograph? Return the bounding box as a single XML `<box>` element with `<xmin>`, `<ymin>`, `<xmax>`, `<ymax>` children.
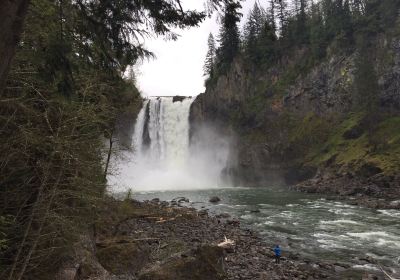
<box><xmin>205</xmin><ymin>0</ymin><xmax>400</xmax><ymax>83</ymax></box>
<box><xmin>197</xmin><ymin>0</ymin><xmax>400</xmax><ymax>188</ymax></box>
<box><xmin>0</xmin><ymin>0</ymin><xmax>234</xmax><ymax>278</ymax></box>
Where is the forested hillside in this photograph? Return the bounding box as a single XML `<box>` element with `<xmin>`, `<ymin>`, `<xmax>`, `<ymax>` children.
<box><xmin>0</xmin><ymin>0</ymin><xmax>227</xmax><ymax>278</ymax></box>
<box><xmin>192</xmin><ymin>0</ymin><xmax>400</xmax><ymax>203</ymax></box>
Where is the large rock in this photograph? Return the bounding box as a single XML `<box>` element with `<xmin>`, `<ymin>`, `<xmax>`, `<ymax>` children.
<box><xmin>96</xmin><ymin>242</ymin><xmax>150</xmax><ymax>275</ymax></box>
<box><xmin>209</xmin><ymin>196</ymin><xmax>221</xmax><ymax>203</ymax></box>
<box><xmin>139</xmin><ymin>245</ymin><xmax>226</xmax><ymax>280</ymax></box>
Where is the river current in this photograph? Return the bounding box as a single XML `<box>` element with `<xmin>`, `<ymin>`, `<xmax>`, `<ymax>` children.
<box><xmin>132</xmin><ymin>187</ymin><xmax>400</xmax><ymax>276</ymax></box>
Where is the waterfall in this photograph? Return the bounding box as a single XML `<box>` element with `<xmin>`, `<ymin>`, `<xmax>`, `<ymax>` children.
<box><xmin>108</xmin><ymin>96</ymin><xmax>231</xmax><ymax>192</ymax></box>
<box><xmin>132</xmin><ymin>99</ymin><xmax>148</xmax><ymax>156</ymax></box>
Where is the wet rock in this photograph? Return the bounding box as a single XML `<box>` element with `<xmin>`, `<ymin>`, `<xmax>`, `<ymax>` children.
<box><xmin>198</xmin><ymin>209</ymin><xmax>208</xmax><ymax>216</ymax></box>
<box><xmin>362</xmin><ymin>274</ymin><xmax>379</xmax><ymax>280</ymax></box>
<box><xmin>359</xmin><ymin>256</ymin><xmax>376</xmax><ymax>264</ymax></box>
<box><xmin>216</xmin><ymin>213</ymin><xmax>231</xmax><ymax>219</ymax></box>
<box><xmin>226</xmin><ymin>219</ymin><xmax>240</xmax><ymax>226</ymax></box>
<box><xmin>389</xmin><ymin>200</ymin><xmax>400</xmax><ymax>208</ymax></box>
<box><xmin>209</xmin><ymin>196</ymin><xmax>221</xmax><ymax>203</ymax></box>
<box><xmin>172</xmin><ymin>95</ymin><xmax>187</xmax><ymax>103</ymax></box>
<box><xmin>333</xmin><ymin>264</ymin><xmax>347</xmax><ymax>273</ymax></box>
<box><xmin>172</xmin><ymin>197</ymin><xmax>190</xmax><ymax>204</ymax></box>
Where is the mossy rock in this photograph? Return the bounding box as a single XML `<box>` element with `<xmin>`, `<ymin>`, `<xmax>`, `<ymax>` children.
<box><xmin>139</xmin><ymin>245</ymin><xmax>226</xmax><ymax>280</ymax></box>
<box><xmin>96</xmin><ymin>243</ymin><xmax>150</xmax><ymax>275</ymax></box>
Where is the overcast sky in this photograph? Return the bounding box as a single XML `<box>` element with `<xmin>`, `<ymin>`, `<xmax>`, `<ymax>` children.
<box><xmin>137</xmin><ymin>0</ymin><xmax>258</xmax><ymax>97</ymax></box>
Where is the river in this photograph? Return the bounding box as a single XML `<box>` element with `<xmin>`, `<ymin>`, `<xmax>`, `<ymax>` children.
<box><xmin>130</xmin><ymin>186</ymin><xmax>400</xmax><ymax>276</ymax></box>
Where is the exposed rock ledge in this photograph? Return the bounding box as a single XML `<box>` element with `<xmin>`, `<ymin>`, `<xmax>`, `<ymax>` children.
<box><xmin>295</xmin><ymin>172</ymin><xmax>400</xmax><ymax>209</ymax></box>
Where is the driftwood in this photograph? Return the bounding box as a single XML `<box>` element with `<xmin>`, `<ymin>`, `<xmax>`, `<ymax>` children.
<box><xmin>217</xmin><ymin>236</ymin><xmax>235</xmax><ymax>248</ymax></box>
<box><xmin>380</xmin><ymin>265</ymin><xmax>400</xmax><ymax>280</ymax></box>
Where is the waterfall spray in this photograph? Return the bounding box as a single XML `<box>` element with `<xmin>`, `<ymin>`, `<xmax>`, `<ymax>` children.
<box><xmin>108</xmin><ymin>96</ymin><xmax>231</xmax><ymax>192</ymax></box>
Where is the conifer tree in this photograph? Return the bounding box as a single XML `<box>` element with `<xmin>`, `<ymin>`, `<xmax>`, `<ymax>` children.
<box><xmin>243</xmin><ymin>3</ymin><xmax>264</xmax><ymax>59</ymax></box>
<box><xmin>216</xmin><ymin>0</ymin><xmax>242</xmax><ymax>72</ymax></box>
<box><xmin>276</xmin><ymin>0</ymin><xmax>288</xmax><ymax>36</ymax></box>
<box><xmin>204</xmin><ymin>33</ymin><xmax>216</xmax><ymax>76</ymax></box>
<box><xmin>267</xmin><ymin>0</ymin><xmax>277</xmax><ymax>34</ymax></box>
<box><xmin>309</xmin><ymin>1</ymin><xmax>326</xmax><ymax>59</ymax></box>
<box><xmin>295</xmin><ymin>0</ymin><xmax>309</xmax><ymax>44</ymax></box>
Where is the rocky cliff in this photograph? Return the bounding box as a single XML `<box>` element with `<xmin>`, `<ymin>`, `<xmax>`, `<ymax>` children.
<box><xmin>190</xmin><ymin>35</ymin><xmax>400</xmax><ymax>204</ymax></box>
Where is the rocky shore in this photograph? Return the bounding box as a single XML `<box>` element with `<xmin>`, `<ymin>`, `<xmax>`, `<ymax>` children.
<box><xmin>295</xmin><ymin>172</ymin><xmax>400</xmax><ymax>210</ymax></box>
<box><xmin>55</xmin><ymin>197</ymin><xmax>390</xmax><ymax>280</ymax></box>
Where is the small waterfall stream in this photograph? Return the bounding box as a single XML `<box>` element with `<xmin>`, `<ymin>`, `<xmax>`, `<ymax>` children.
<box><xmin>108</xmin><ymin>96</ymin><xmax>231</xmax><ymax>192</ymax></box>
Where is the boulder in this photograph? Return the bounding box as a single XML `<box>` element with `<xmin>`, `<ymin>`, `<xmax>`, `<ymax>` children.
<box><xmin>209</xmin><ymin>196</ymin><xmax>221</xmax><ymax>203</ymax></box>
<box><xmin>139</xmin><ymin>245</ymin><xmax>226</xmax><ymax>280</ymax></box>
<box><xmin>96</xmin><ymin>243</ymin><xmax>150</xmax><ymax>275</ymax></box>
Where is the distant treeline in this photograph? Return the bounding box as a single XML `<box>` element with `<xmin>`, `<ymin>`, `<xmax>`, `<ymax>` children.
<box><xmin>204</xmin><ymin>0</ymin><xmax>400</xmax><ymax>79</ymax></box>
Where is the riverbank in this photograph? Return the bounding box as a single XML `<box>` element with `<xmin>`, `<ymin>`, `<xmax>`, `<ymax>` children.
<box><xmin>54</xmin><ymin>196</ymin><xmax>392</xmax><ymax>280</ymax></box>
<box><xmin>294</xmin><ymin>172</ymin><xmax>400</xmax><ymax>210</ymax></box>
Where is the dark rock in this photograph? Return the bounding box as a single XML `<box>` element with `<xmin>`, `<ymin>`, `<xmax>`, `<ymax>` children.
<box><xmin>198</xmin><ymin>209</ymin><xmax>208</xmax><ymax>216</ymax></box>
<box><xmin>172</xmin><ymin>197</ymin><xmax>190</xmax><ymax>204</ymax></box>
<box><xmin>284</xmin><ymin>166</ymin><xmax>318</xmax><ymax>185</ymax></box>
<box><xmin>138</xmin><ymin>245</ymin><xmax>225</xmax><ymax>280</ymax></box>
<box><xmin>142</xmin><ymin>102</ymin><xmax>151</xmax><ymax>149</ymax></box>
<box><xmin>172</xmin><ymin>96</ymin><xmax>187</xmax><ymax>103</ymax></box>
<box><xmin>96</xmin><ymin>243</ymin><xmax>150</xmax><ymax>275</ymax></box>
<box><xmin>357</xmin><ymin>163</ymin><xmax>383</xmax><ymax>178</ymax></box>
<box><xmin>215</xmin><ymin>213</ymin><xmax>231</xmax><ymax>219</ymax></box>
<box><xmin>343</xmin><ymin>123</ymin><xmax>365</xmax><ymax>139</ymax></box>
<box><xmin>226</xmin><ymin>219</ymin><xmax>240</xmax><ymax>226</ymax></box>
<box><xmin>209</xmin><ymin>196</ymin><xmax>221</xmax><ymax>203</ymax></box>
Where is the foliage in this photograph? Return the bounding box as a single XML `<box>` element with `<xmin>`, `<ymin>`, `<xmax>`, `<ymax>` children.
<box><xmin>215</xmin><ymin>0</ymin><xmax>242</xmax><ymax>73</ymax></box>
<box><xmin>0</xmin><ymin>0</ymin><xmax>230</xmax><ymax>278</ymax></box>
<box><xmin>204</xmin><ymin>33</ymin><xmax>217</xmax><ymax>77</ymax></box>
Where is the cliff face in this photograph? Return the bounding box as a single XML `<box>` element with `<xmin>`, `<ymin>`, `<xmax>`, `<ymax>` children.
<box><xmin>190</xmin><ymin>35</ymin><xmax>400</xmax><ymax>192</ymax></box>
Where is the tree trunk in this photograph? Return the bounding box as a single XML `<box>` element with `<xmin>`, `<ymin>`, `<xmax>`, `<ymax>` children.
<box><xmin>104</xmin><ymin>130</ymin><xmax>114</xmax><ymax>181</ymax></box>
<box><xmin>0</xmin><ymin>0</ymin><xmax>30</xmax><ymax>94</ymax></box>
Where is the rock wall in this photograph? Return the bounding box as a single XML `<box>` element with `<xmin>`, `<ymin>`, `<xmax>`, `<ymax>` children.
<box><xmin>190</xmin><ymin>36</ymin><xmax>400</xmax><ymax>188</ymax></box>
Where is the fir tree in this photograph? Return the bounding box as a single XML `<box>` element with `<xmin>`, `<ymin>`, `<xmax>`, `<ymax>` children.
<box><xmin>243</xmin><ymin>3</ymin><xmax>264</xmax><ymax>60</ymax></box>
<box><xmin>267</xmin><ymin>0</ymin><xmax>277</xmax><ymax>34</ymax></box>
<box><xmin>204</xmin><ymin>33</ymin><xmax>216</xmax><ymax>76</ymax></box>
<box><xmin>276</xmin><ymin>0</ymin><xmax>288</xmax><ymax>36</ymax></box>
<box><xmin>216</xmin><ymin>0</ymin><xmax>242</xmax><ymax>72</ymax></box>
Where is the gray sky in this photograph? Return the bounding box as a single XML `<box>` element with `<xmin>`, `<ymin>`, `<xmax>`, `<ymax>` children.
<box><xmin>138</xmin><ymin>0</ymin><xmax>257</xmax><ymax>97</ymax></box>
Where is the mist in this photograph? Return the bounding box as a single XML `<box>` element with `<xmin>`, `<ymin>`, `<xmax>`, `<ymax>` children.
<box><xmin>108</xmin><ymin>97</ymin><xmax>233</xmax><ymax>193</ymax></box>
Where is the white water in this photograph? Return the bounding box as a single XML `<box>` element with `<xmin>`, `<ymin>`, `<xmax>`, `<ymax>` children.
<box><xmin>108</xmin><ymin>97</ymin><xmax>231</xmax><ymax>192</ymax></box>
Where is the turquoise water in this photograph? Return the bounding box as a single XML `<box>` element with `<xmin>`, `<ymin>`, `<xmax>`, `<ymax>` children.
<box><xmin>130</xmin><ymin>186</ymin><xmax>400</xmax><ymax>275</ymax></box>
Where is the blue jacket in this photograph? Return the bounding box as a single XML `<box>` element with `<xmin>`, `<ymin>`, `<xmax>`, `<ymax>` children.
<box><xmin>274</xmin><ymin>246</ymin><xmax>281</xmax><ymax>257</ymax></box>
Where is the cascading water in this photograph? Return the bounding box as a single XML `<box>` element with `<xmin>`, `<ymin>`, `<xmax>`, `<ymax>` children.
<box><xmin>108</xmin><ymin>96</ymin><xmax>231</xmax><ymax>192</ymax></box>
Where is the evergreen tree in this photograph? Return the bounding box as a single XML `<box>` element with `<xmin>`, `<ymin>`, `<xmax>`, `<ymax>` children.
<box><xmin>267</xmin><ymin>0</ymin><xmax>277</xmax><ymax>35</ymax></box>
<box><xmin>243</xmin><ymin>3</ymin><xmax>264</xmax><ymax>60</ymax></box>
<box><xmin>216</xmin><ymin>0</ymin><xmax>242</xmax><ymax>72</ymax></box>
<box><xmin>309</xmin><ymin>1</ymin><xmax>327</xmax><ymax>59</ymax></box>
<box><xmin>204</xmin><ymin>33</ymin><xmax>216</xmax><ymax>76</ymax></box>
<box><xmin>256</xmin><ymin>16</ymin><xmax>277</xmax><ymax>65</ymax></box>
<box><xmin>295</xmin><ymin>0</ymin><xmax>309</xmax><ymax>44</ymax></box>
<box><xmin>276</xmin><ymin>0</ymin><xmax>288</xmax><ymax>36</ymax></box>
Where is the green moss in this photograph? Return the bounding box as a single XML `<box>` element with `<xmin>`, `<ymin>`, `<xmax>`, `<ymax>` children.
<box><xmin>308</xmin><ymin>114</ymin><xmax>400</xmax><ymax>175</ymax></box>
